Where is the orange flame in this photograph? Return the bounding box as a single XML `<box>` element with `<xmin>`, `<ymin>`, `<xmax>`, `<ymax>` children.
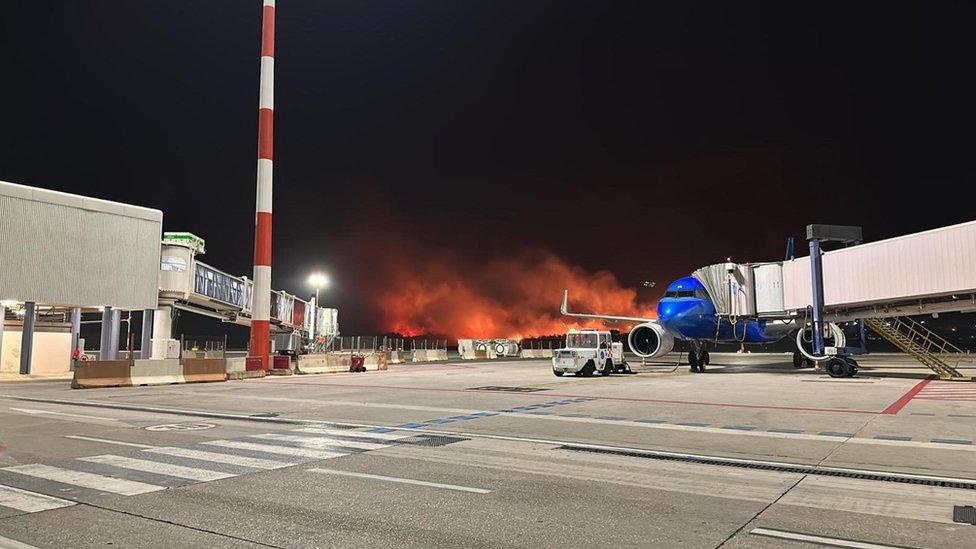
<box><xmin>372</xmin><ymin>251</ymin><xmax>656</xmax><ymax>340</ymax></box>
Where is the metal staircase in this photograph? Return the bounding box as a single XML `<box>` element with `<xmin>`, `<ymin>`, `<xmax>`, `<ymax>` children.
<box><xmin>864</xmin><ymin>317</ymin><xmax>974</xmax><ymax>381</ymax></box>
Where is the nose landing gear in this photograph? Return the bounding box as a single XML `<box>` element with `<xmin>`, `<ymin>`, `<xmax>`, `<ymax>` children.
<box><xmin>688</xmin><ymin>343</ymin><xmax>709</xmax><ymax>373</ymax></box>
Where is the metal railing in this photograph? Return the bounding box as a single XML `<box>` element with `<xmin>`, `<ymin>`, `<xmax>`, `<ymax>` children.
<box><xmin>865</xmin><ymin>317</ymin><xmax>972</xmax><ymax>380</ymax></box>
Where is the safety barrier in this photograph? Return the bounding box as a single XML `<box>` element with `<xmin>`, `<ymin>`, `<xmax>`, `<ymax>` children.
<box><xmin>429</xmin><ymin>349</ymin><xmax>448</xmax><ymax>361</ymax></box>
<box><xmin>182</xmin><ymin>358</ymin><xmax>228</xmax><ymax>383</ymax></box>
<box><xmin>269</xmin><ymin>355</ymin><xmax>293</xmax><ymax>376</ymax></box>
<box><xmin>73</xmin><ymin>358</ymin><xmax>229</xmax><ymax>389</ymax></box>
<box><xmin>71</xmin><ymin>360</ymin><xmax>132</xmax><ymax>389</ymax></box>
<box><xmin>388</xmin><ymin>350</ymin><xmax>405</xmax><ymax>364</ymax></box>
<box><xmin>130</xmin><ymin>359</ymin><xmax>184</xmax><ymax>386</ymax></box>
<box><xmin>295</xmin><ymin>352</ymin><xmax>352</xmax><ymax>374</ymax></box>
<box><xmin>226</xmin><ymin>357</ymin><xmax>265</xmax><ymax>380</ymax></box>
<box><xmin>362</xmin><ymin>352</ymin><xmax>389</xmax><ymax>371</ymax></box>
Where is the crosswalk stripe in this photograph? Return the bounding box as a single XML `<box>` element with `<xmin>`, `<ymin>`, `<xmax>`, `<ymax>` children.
<box><xmin>142</xmin><ymin>447</ymin><xmax>293</xmax><ymax>470</ymax></box>
<box><xmin>250</xmin><ymin>433</ymin><xmax>388</xmax><ymax>450</ymax></box>
<box><xmin>78</xmin><ymin>455</ymin><xmax>235</xmax><ymax>482</ymax></box>
<box><xmin>3</xmin><ymin>464</ymin><xmax>164</xmax><ymax>495</ymax></box>
<box><xmin>202</xmin><ymin>440</ymin><xmax>347</xmax><ymax>460</ymax></box>
<box><xmin>0</xmin><ymin>484</ymin><xmax>75</xmax><ymax>513</ymax></box>
<box><xmin>292</xmin><ymin>427</ymin><xmax>415</xmax><ymax>441</ymax></box>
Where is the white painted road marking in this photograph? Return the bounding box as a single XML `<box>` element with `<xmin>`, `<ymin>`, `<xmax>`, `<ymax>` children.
<box><xmin>250</xmin><ymin>433</ymin><xmax>389</xmax><ymax>451</ymax></box>
<box><xmin>308</xmin><ymin>468</ymin><xmax>491</xmax><ymax>494</ymax></box>
<box><xmin>202</xmin><ymin>440</ymin><xmax>347</xmax><ymax>460</ymax></box>
<box><xmin>293</xmin><ymin>427</ymin><xmax>415</xmax><ymax>441</ymax></box>
<box><xmin>0</xmin><ymin>534</ymin><xmax>40</xmax><ymax>549</ymax></box>
<box><xmin>9</xmin><ymin>407</ymin><xmax>118</xmax><ymax>422</ymax></box>
<box><xmin>78</xmin><ymin>455</ymin><xmax>235</xmax><ymax>482</ymax></box>
<box><xmin>3</xmin><ymin>464</ymin><xmax>164</xmax><ymax>495</ymax></box>
<box><xmin>143</xmin><ymin>447</ymin><xmax>293</xmax><ymax>470</ymax></box>
<box><xmin>64</xmin><ymin>436</ymin><xmax>159</xmax><ymax>449</ymax></box>
<box><xmin>17</xmin><ymin>395</ymin><xmax>971</xmax><ymax>454</ymax></box>
<box><xmin>0</xmin><ymin>484</ymin><xmax>75</xmax><ymax>513</ymax></box>
<box><xmin>750</xmin><ymin>527</ymin><xmax>905</xmax><ymax>548</ymax></box>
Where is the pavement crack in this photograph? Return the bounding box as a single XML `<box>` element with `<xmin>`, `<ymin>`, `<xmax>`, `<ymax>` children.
<box><xmin>712</xmin><ymin>474</ymin><xmax>807</xmax><ymax>549</ymax></box>
<box><xmin>70</xmin><ymin>500</ymin><xmax>284</xmax><ymax>548</ymax></box>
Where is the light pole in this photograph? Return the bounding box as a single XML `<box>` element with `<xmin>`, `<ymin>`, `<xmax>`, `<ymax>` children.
<box><xmin>308</xmin><ymin>273</ymin><xmax>329</xmax><ymax>345</ymax></box>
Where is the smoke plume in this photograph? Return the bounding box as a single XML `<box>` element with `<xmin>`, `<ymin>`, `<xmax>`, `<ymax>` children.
<box><xmin>372</xmin><ymin>250</ymin><xmax>656</xmax><ymax>340</ymax></box>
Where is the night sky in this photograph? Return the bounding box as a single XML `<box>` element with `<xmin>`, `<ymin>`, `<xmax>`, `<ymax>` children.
<box><xmin>2</xmin><ymin>2</ymin><xmax>975</xmax><ymax>339</ymax></box>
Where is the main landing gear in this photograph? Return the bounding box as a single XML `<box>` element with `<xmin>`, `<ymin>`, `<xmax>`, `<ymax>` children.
<box><xmin>825</xmin><ymin>356</ymin><xmax>859</xmax><ymax>378</ymax></box>
<box><xmin>688</xmin><ymin>342</ymin><xmax>709</xmax><ymax>373</ymax></box>
<box><xmin>792</xmin><ymin>350</ymin><xmax>815</xmax><ymax>369</ymax></box>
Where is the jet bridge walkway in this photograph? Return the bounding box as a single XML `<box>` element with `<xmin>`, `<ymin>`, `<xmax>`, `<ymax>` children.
<box><xmin>694</xmin><ymin>219</ymin><xmax>976</xmax><ymax>381</ymax></box>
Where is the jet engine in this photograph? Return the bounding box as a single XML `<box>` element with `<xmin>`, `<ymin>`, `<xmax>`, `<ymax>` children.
<box><xmin>628</xmin><ymin>322</ymin><xmax>675</xmax><ymax>358</ymax></box>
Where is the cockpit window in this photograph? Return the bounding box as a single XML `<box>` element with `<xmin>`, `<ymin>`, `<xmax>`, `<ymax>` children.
<box><xmin>663</xmin><ymin>289</ymin><xmax>711</xmax><ymax>300</ymax></box>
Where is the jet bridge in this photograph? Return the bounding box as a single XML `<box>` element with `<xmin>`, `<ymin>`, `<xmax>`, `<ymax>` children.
<box><xmin>153</xmin><ymin>232</ymin><xmax>338</xmax><ymax>358</ymax></box>
<box><xmin>695</xmin><ymin>219</ymin><xmax>976</xmax><ymax>322</ymax></box>
<box><xmin>693</xmin><ymin>220</ymin><xmax>976</xmax><ymax>380</ymax></box>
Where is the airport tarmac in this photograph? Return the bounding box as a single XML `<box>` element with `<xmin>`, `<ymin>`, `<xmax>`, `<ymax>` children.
<box><xmin>0</xmin><ymin>353</ymin><xmax>972</xmax><ymax>548</ymax></box>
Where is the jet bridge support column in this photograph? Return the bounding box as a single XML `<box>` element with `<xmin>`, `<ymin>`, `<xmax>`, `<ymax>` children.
<box><xmin>809</xmin><ymin>239</ymin><xmax>826</xmax><ymax>356</ymax></box>
<box><xmin>805</xmin><ymin>224</ymin><xmax>863</xmax><ymax>360</ymax></box>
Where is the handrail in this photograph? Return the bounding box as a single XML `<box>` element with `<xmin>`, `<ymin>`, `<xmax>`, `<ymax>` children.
<box><xmin>866</xmin><ymin>316</ymin><xmax>970</xmax><ymax>379</ymax></box>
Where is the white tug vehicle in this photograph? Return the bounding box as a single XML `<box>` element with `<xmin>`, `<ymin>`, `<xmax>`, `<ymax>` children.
<box><xmin>551</xmin><ymin>329</ymin><xmax>631</xmax><ymax>377</ymax></box>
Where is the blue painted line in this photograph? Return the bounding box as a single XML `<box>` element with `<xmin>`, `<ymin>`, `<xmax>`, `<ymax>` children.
<box><xmin>470</xmin><ymin>412</ymin><xmax>498</xmax><ymax>417</ymax></box>
<box><xmin>425</xmin><ymin>418</ymin><xmax>455</xmax><ymax>424</ymax></box>
<box><xmin>560</xmin><ymin>413</ymin><xmax>589</xmax><ymax>418</ymax></box>
<box><xmin>819</xmin><ymin>432</ymin><xmax>854</xmax><ymax>437</ymax></box>
<box><xmin>448</xmin><ymin>415</ymin><xmax>479</xmax><ymax>420</ymax></box>
<box><xmin>635</xmin><ymin>419</ymin><xmax>666</xmax><ymax>424</ymax></box>
<box><xmin>948</xmin><ymin>414</ymin><xmax>976</xmax><ymax>418</ymax></box>
<box><xmin>874</xmin><ymin>435</ymin><xmax>912</xmax><ymax>441</ymax></box>
<box><xmin>676</xmin><ymin>422</ymin><xmax>710</xmax><ymax>427</ymax></box>
<box><xmin>910</xmin><ymin>412</ymin><xmax>936</xmax><ymax>416</ymax></box>
<box><xmin>396</xmin><ymin>423</ymin><xmax>426</xmax><ymax>429</ymax></box>
<box><xmin>596</xmin><ymin>416</ymin><xmax>626</xmax><ymax>420</ymax></box>
<box><xmin>368</xmin><ymin>428</ymin><xmax>396</xmax><ymax>433</ymax></box>
<box><xmin>721</xmin><ymin>425</ymin><xmax>757</xmax><ymax>431</ymax></box>
<box><xmin>767</xmin><ymin>429</ymin><xmax>804</xmax><ymax>434</ymax></box>
<box><xmin>931</xmin><ymin>438</ymin><xmax>973</xmax><ymax>445</ymax></box>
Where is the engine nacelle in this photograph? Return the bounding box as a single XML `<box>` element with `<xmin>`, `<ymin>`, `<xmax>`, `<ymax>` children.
<box><xmin>628</xmin><ymin>322</ymin><xmax>675</xmax><ymax>358</ymax></box>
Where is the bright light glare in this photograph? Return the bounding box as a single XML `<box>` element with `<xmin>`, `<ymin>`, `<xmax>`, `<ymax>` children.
<box><xmin>308</xmin><ymin>273</ymin><xmax>329</xmax><ymax>289</ymax></box>
<box><xmin>0</xmin><ymin>300</ymin><xmax>16</xmax><ymax>308</ymax></box>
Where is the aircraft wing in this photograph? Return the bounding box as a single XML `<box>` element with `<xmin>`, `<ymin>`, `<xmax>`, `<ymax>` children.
<box><xmin>560</xmin><ymin>290</ymin><xmax>655</xmax><ymax>323</ymax></box>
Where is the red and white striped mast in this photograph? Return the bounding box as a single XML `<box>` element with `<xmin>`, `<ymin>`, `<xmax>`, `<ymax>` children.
<box><xmin>249</xmin><ymin>0</ymin><xmax>275</xmax><ymax>371</ymax></box>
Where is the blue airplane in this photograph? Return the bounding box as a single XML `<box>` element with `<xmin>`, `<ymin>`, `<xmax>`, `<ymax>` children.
<box><xmin>561</xmin><ymin>275</ymin><xmax>823</xmax><ymax>372</ymax></box>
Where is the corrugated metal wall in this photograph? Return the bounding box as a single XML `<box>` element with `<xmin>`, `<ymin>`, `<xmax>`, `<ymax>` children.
<box><xmin>783</xmin><ymin>220</ymin><xmax>976</xmax><ymax>311</ymax></box>
<box><xmin>0</xmin><ymin>184</ymin><xmax>162</xmax><ymax>309</ymax></box>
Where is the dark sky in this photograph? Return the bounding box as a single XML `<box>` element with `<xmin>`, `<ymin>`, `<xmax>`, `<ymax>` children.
<box><xmin>2</xmin><ymin>1</ymin><xmax>975</xmax><ymax>336</ymax></box>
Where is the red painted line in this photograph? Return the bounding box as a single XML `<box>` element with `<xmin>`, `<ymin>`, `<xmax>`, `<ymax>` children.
<box><xmin>261</xmin><ymin>5</ymin><xmax>275</xmax><ymax>58</ymax></box>
<box><xmin>249</xmin><ymin>319</ymin><xmax>271</xmax><ymax>372</ymax></box>
<box><xmin>257</xmin><ymin>109</ymin><xmax>274</xmax><ymax>159</ymax></box>
<box><xmin>882</xmin><ymin>376</ymin><xmax>935</xmax><ymax>415</ymax></box>
<box><xmin>262</xmin><ymin>380</ymin><xmax>880</xmax><ymax>414</ymax></box>
<box><xmin>253</xmin><ymin>212</ymin><xmax>272</xmax><ymax>265</ymax></box>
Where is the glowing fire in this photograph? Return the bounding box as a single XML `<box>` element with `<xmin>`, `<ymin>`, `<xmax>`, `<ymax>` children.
<box><xmin>372</xmin><ymin>251</ymin><xmax>656</xmax><ymax>340</ymax></box>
